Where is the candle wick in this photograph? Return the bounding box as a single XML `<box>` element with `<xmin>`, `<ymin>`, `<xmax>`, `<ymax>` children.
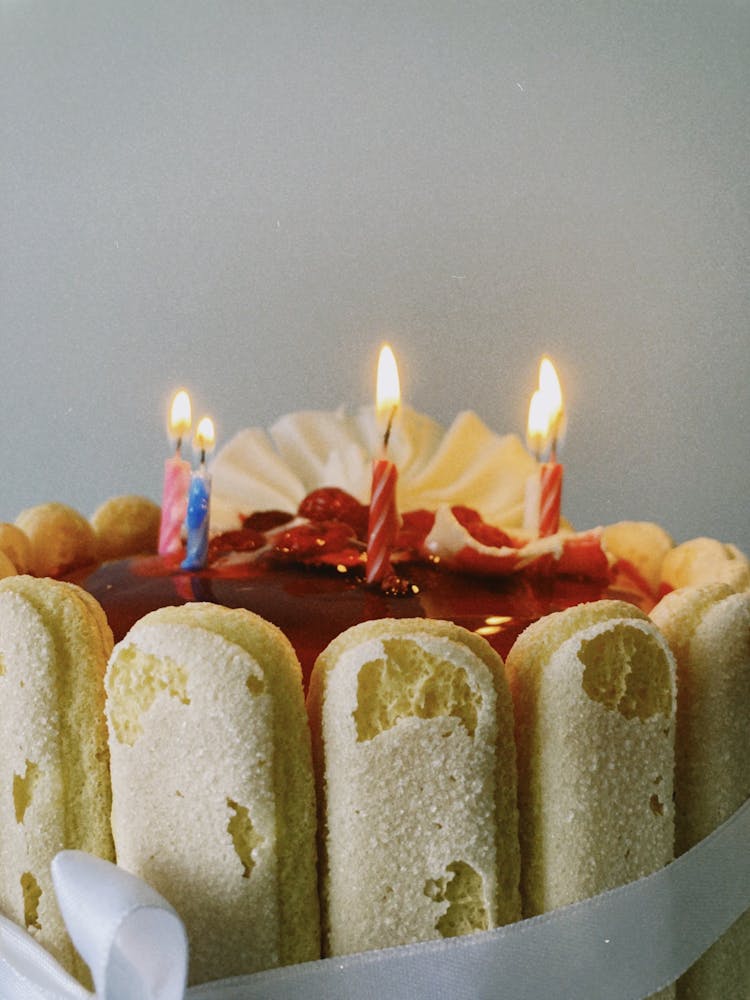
<box><xmin>174</xmin><ymin>436</ymin><xmax>182</xmax><ymax>457</ymax></box>
<box><xmin>382</xmin><ymin>404</ymin><xmax>397</xmax><ymax>454</ymax></box>
<box><xmin>199</xmin><ymin>448</ymin><xmax>206</xmax><ymax>468</ymax></box>
<box><xmin>549</xmin><ymin>411</ymin><xmax>562</xmax><ymax>464</ymax></box>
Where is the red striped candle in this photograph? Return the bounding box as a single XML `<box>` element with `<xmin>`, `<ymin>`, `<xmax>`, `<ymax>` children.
<box><xmin>524</xmin><ymin>358</ymin><xmax>565</xmax><ymax>537</ymax></box>
<box><xmin>538</xmin><ymin>460</ymin><xmax>563</xmax><ymax>536</ymax></box>
<box><xmin>366</xmin><ymin>458</ymin><xmax>399</xmax><ymax>583</ymax></box>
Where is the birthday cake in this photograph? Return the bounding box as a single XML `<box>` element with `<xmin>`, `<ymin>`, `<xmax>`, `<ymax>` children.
<box><xmin>37</xmin><ymin>404</ymin><xmax>719</xmax><ymax>684</ymax></box>
<box><xmin>1</xmin><ymin>405</ymin><xmax>748</xmax><ymax>997</ymax></box>
<box><xmin>4</xmin><ymin>406</ymin><xmax>748</xmax><ymax>685</ymax></box>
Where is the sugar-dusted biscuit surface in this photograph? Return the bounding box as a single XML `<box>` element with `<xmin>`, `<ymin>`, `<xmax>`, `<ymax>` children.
<box><xmin>0</xmin><ymin>576</ymin><xmax>113</xmax><ymax>984</ymax></box>
<box><xmin>308</xmin><ymin>617</ymin><xmax>520</xmax><ymax>957</ymax></box>
<box><xmin>505</xmin><ymin>600</ymin><xmax>676</xmax><ymax>927</ymax></box>
<box><xmin>651</xmin><ymin>583</ymin><xmax>750</xmax><ymax>1000</ymax></box>
<box><xmin>105</xmin><ymin>602</ymin><xmax>319</xmax><ymax>985</ymax></box>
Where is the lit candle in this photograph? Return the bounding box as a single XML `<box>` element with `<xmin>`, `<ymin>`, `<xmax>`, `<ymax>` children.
<box><xmin>523</xmin><ymin>357</ymin><xmax>565</xmax><ymax>537</ymax></box>
<box><xmin>366</xmin><ymin>344</ymin><xmax>401</xmax><ymax>584</ymax></box>
<box><xmin>181</xmin><ymin>416</ymin><xmax>216</xmax><ymax>571</ymax></box>
<box><xmin>158</xmin><ymin>389</ymin><xmax>192</xmax><ymax>555</ymax></box>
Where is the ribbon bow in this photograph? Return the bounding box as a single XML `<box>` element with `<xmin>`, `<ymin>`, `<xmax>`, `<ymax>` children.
<box><xmin>0</xmin><ymin>800</ymin><xmax>748</xmax><ymax>1000</ymax></box>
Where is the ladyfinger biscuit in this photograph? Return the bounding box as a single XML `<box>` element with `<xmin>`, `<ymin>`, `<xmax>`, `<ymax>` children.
<box><xmin>15</xmin><ymin>502</ymin><xmax>98</xmax><ymax>577</ymax></box>
<box><xmin>601</xmin><ymin>520</ymin><xmax>673</xmax><ymax>593</ymax></box>
<box><xmin>0</xmin><ymin>550</ymin><xmax>17</xmax><ymax>580</ymax></box>
<box><xmin>0</xmin><ymin>576</ymin><xmax>114</xmax><ymax>984</ymax></box>
<box><xmin>90</xmin><ymin>494</ymin><xmax>161</xmax><ymax>561</ymax></box>
<box><xmin>308</xmin><ymin>617</ymin><xmax>520</xmax><ymax>957</ymax></box>
<box><xmin>105</xmin><ymin>603</ymin><xmax>319</xmax><ymax>985</ymax></box>
<box><xmin>0</xmin><ymin>522</ymin><xmax>32</xmax><ymax>574</ymax></box>
<box><xmin>651</xmin><ymin>584</ymin><xmax>750</xmax><ymax>1000</ymax></box>
<box><xmin>505</xmin><ymin>601</ymin><xmax>676</xmax><ymax>920</ymax></box>
<box><xmin>660</xmin><ymin>537</ymin><xmax>750</xmax><ymax>593</ymax></box>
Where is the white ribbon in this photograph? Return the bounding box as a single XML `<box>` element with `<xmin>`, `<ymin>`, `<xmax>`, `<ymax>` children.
<box><xmin>0</xmin><ymin>799</ymin><xmax>747</xmax><ymax>1000</ymax></box>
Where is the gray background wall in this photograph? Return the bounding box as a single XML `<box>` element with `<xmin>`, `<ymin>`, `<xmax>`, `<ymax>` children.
<box><xmin>2</xmin><ymin>1</ymin><xmax>748</xmax><ymax>553</ymax></box>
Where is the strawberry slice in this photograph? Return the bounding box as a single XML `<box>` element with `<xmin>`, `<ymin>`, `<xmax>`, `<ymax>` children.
<box><xmin>271</xmin><ymin>520</ymin><xmax>363</xmax><ymax>565</ymax></box>
<box><xmin>556</xmin><ymin>533</ymin><xmax>610</xmax><ymax>581</ymax></box>
<box><xmin>298</xmin><ymin>487</ymin><xmax>369</xmax><ymax>539</ymax></box>
<box><xmin>450</xmin><ymin>505</ymin><xmax>516</xmax><ymax>549</ymax></box>
<box><xmin>208</xmin><ymin>528</ymin><xmax>266</xmax><ymax>560</ymax></box>
<box><xmin>396</xmin><ymin>509</ymin><xmax>435</xmax><ymax>553</ymax></box>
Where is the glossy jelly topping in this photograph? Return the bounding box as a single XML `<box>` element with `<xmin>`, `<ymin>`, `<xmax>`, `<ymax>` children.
<box><xmin>71</xmin><ymin>489</ymin><xmax>654</xmax><ymax>688</ymax></box>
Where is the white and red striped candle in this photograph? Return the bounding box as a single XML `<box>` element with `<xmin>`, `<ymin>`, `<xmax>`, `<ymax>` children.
<box><xmin>537</xmin><ymin>460</ymin><xmax>563</xmax><ymax>536</ymax></box>
<box><xmin>366</xmin><ymin>344</ymin><xmax>401</xmax><ymax>584</ymax></box>
<box><xmin>158</xmin><ymin>389</ymin><xmax>192</xmax><ymax>555</ymax></box>
<box><xmin>523</xmin><ymin>359</ymin><xmax>565</xmax><ymax>537</ymax></box>
<box><xmin>366</xmin><ymin>457</ymin><xmax>400</xmax><ymax>583</ymax></box>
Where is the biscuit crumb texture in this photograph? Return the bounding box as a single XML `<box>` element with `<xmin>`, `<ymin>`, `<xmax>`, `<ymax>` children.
<box><xmin>106</xmin><ymin>604</ymin><xmax>319</xmax><ymax>985</ymax></box>
<box><xmin>310</xmin><ymin>618</ymin><xmax>520</xmax><ymax>957</ymax></box>
<box><xmin>423</xmin><ymin>860</ymin><xmax>489</xmax><ymax>937</ymax></box>
<box><xmin>353</xmin><ymin>637</ymin><xmax>481</xmax><ymax>740</ymax></box>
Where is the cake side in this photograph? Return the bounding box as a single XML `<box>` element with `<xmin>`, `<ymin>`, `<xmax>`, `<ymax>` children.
<box><xmin>139</xmin><ymin>602</ymin><xmax>320</xmax><ymax>967</ymax></box>
<box><xmin>309</xmin><ymin>617</ymin><xmax>521</xmax><ymax>956</ymax></box>
<box><xmin>651</xmin><ymin>584</ymin><xmax>750</xmax><ymax>1000</ymax></box>
<box><xmin>505</xmin><ymin>601</ymin><xmax>676</xmax><ymax>922</ymax></box>
<box><xmin>105</xmin><ymin>604</ymin><xmax>319</xmax><ymax>984</ymax></box>
<box><xmin>0</xmin><ymin>576</ymin><xmax>114</xmax><ymax>985</ymax></box>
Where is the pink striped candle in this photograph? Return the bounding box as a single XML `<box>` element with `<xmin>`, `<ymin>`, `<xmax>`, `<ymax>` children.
<box><xmin>158</xmin><ymin>389</ymin><xmax>192</xmax><ymax>555</ymax></box>
<box><xmin>158</xmin><ymin>454</ymin><xmax>191</xmax><ymax>554</ymax></box>
<box><xmin>366</xmin><ymin>457</ymin><xmax>399</xmax><ymax>584</ymax></box>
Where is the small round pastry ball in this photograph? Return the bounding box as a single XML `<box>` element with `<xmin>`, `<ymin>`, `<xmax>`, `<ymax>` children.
<box><xmin>661</xmin><ymin>537</ymin><xmax>750</xmax><ymax>592</ymax></box>
<box><xmin>15</xmin><ymin>502</ymin><xmax>98</xmax><ymax>577</ymax></box>
<box><xmin>0</xmin><ymin>550</ymin><xmax>17</xmax><ymax>580</ymax></box>
<box><xmin>0</xmin><ymin>522</ymin><xmax>33</xmax><ymax>574</ymax></box>
<box><xmin>90</xmin><ymin>494</ymin><xmax>161</xmax><ymax>561</ymax></box>
<box><xmin>601</xmin><ymin>521</ymin><xmax>674</xmax><ymax>593</ymax></box>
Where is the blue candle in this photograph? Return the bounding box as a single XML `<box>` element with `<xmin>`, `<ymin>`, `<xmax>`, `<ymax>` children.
<box><xmin>181</xmin><ymin>469</ymin><xmax>211</xmax><ymax>570</ymax></box>
<box><xmin>181</xmin><ymin>416</ymin><xmax>215</xmax><ymax>571</ymax></box>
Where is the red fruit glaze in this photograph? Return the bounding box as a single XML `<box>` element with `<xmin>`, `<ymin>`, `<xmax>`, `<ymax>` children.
<box><xmin>67</xmin><ymin>487</ymin><xmax>655</xmax><ymax>692</ymax></box>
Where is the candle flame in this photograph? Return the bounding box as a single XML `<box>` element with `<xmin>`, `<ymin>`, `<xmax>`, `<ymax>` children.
<box><xmin>376</xmin><ymin>344</ymin><xmax>401</xmax><ymax>416</ymax></box>
<box><xmin>193</xmin><ymin>416</ymin><xmax>216</xmax><ymax>456</ymax></box>
<box><xmin>539</xmin><ymin>357</ymin><xmax>563</xmax><ymax>426</ymax></box>
<box><xmin>168</xmin><ymin>389</ymin><xmax>192</xmax><ymax>440</ymax></box>
<box><xmin>526</xmin><ymin>390</ymin><xmax>547</xmax><ymax>457</ymax></box>
<box><xmin>526</xmin><ymin>357</ymin><xmax>564</xmax><ymax>457</ymax></box>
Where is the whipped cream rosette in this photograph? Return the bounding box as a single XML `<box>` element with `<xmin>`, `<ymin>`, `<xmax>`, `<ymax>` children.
<box><xmin>210</xmin><ymin>406</ymin><xmax>536</xmax><ymax>534</ymax></box>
